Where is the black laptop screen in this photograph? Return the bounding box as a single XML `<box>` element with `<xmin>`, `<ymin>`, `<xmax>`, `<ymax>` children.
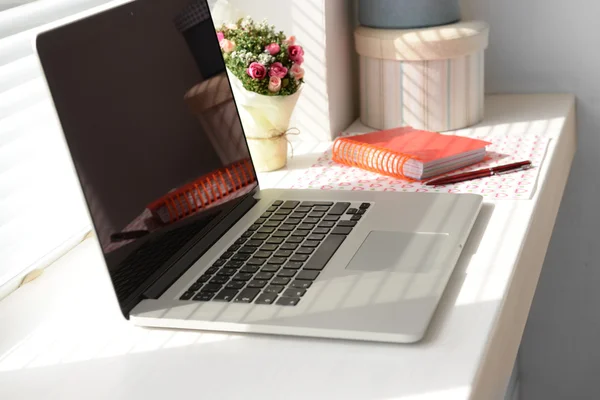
<box><xmin>37</xmin><ymin>0</ymin><xmax>256</xmax><ymax>305</ymax></box>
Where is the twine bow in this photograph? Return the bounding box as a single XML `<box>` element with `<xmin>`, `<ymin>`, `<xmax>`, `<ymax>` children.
<box><xmin>246</xmin><ymin>127</ymin><xmax>301</xmax><ymax>158</ymax></box>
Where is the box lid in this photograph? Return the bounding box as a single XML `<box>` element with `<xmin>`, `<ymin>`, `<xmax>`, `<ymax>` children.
<box><xmin>355</xmin><ymin>20</ymin><xmax>489</xmax><ymax>61</ymax></box>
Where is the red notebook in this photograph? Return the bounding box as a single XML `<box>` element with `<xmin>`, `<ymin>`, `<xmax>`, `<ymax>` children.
<box><xmin>332</xmin><ymin>127</ymin><xmax>490</xmax><ymax>180</ymax></box>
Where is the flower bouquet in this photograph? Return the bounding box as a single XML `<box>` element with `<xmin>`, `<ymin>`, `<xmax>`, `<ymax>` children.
<box><xmin>216</xmin><ymin>17</ymin><xmax>305</xmax><ymax>172</ymax></box>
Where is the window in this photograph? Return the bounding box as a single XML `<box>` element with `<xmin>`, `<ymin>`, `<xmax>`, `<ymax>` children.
<box><xmin>0</xmin><ymin>0</ymin><xmax>121</xmax><ymax>296</ymax></box>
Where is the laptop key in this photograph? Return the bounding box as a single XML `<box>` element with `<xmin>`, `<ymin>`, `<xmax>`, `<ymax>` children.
<box><xmin>277</xmin><ymin>269</ymin><xmax>297</xmax><ymax>278</ymax></box>
<box><xmin>212</xmin><ymin>260</ymin><xmax>226</xmax><ymax>267</ymax></box>
<box><xmin>202</xmin><ymin>283</ymin><xmax>223</xmax><ymax>292</ymax></box>
<box><xmin>260</xmin><ymin>244</ymin><xmax>279</xmax><ymax>251</ymax></box>
<box><xmin>337</xmin><ymin>220</ymin><xmax>357</xmax><ymax>227</ymax></box>
<box><xmin>266</xmin><ymin>237</ymin><xmax>284</xmax><ymax>245</ymax></box>
<box><xmin>346</xmin><ymin>208</ymin><xmax>358</xmax><ymax>215</ymax></box>
<box><xmin>225</xmin><ymin>281</ymin><xmax>245</xmax><ymax>290</ymax></box>
<box><xmin>283</xmin><ymin>288</ymin><xmax>306</xmax><ymax>298</ymax></box>
<box><xmin>280</xmin><ymin>201</ymin><xmax>300</xmax><ymax>209</ymax></box>
<box><xmin>197</xmin><ymin>274</ymin><xmax>212</xmax><ymax>283</ymax></box>
<box><xmin>323</xmin><ymin>215</ymin><xmax>340</xmax><ymax>222</ymax></box>
<box><xmin>240</xmin><ymin>265</ymin><xmax>260</xmax><ymax>273</ymax></box>
<box><xmin>303</xmin><ymin>235</ymin><xmax>345</xmax><ymax>271</ymax></box>
<box><xmin>206</xmin><ymin>266</ymin><xmax>219</xmax><ymax>274</ymax></box>
<box><xmin>272</xmin><ymin>277</ymin><xmax>291</xmax><ymax>285</ymax></box>
<box><xmin>258</xmin><ymin>227</ymin><xmax>276</xmax><ymax>234</ymax></box>
<box><xmin>274</xmin><ymin>250</ymin><xmax>293</xmax><ymax>258</ymax></box>
<box><xmin>302</xmin><ymin>240</ymin><xmax>320</xmax><ymax>248</ymax></box>
<box><xmin>275</xmin><ymin>209</ymin><xmax>292</xmax><ymax>215</ymax></box>
<box><xmin>272</xmin><ymin>200</ymin><xmax>283</xmax><ymax>206</ymax></box>
<box><xmin>314</xmin><ymin>206</ymin><xmax>330</xmax><ymax>212</ymax></box>
<box><xmin>303</xmin><ymin>217</ymin><xmax>320</xmax><ymax>224</ymax></box>
<box><xmin>210</xmin><ymin>276</ymin><xmax>228</xmax><ymax>285</ymax></box>
<box><xmin>307</xmin><ymin>234</ymin><xmax>325</xmax><ymax>241</ymax></box>
<box><xmin>252</xmin><ymin>233</ymin><xmax>269</xmax><ymax>240</ymax></box>
<box><xmin>318</xmin><ymin>221</ymin><xmax>335</xmax><ymax>228</ymax></box>
<box><xmin>261</xmin><ymin>265</ymin><xmax>280</xmax><ymax>272</ymax></box>
<box><xmin>189</xmin><ymin>282</ymin><xmax>202</xmax><ymax>291</ymax></box>
<box><xmin>292</xmin><ymin>230</ymin><xmax>310</xmax><ymax>237</ymax></box>
<box><xmin>285</xmin><ymin>217</ymin><xmax>302</xmax><ymax>225</ymax></box>
<box><xmin>299</xmin><ymin>223</ymin><xmax>315</xmax><ymax>230</ymax></box>
<box><xmin>267</xmin><ymin>206</ymin><xmax>278</xmax><ymax>212</ymax></box>
<box><xmin>278</xmin><ymin>224</ymin><xmax>295</xmax><ymax>231</ymax></box>
<box><xmin>297</xmin><ymin>270</ymin><xmax>320</xmax><ymax>280</ymax></box>
<box><xmin>360</xmin><ymin>203</ymin><xmax>371</xmax><ymax>209</ymax></box>
<box><xmin>261</xmin><ymin>212</ymin><xmax>273</xmax><ymax>219</ymax></box>
<box><xmin>232</xmin><ymin>253</ymin><xmax>251</xmax><ymax>261</ymax></box>
<box><xmin>242</xmin><ymin>231</ymin><xmax>254</xmax><ymax>238</ymax></box>
<box><xmin>351</xmin><ymin>215</ymin><xmax>362</xmax><ymax>221</ymax></box>
<box><xmin>246</xmin><ymin>258</ymin><xmax>266</xmax><ymax>266</ymax></box>
<box><xmin>281</xmin><ymin>242</ymin><xmax>298</xmax><ymax>250</ymax></box>
<box><xmin>217</xmin><ymin>268</ymin><xmax>237</xmax><ymax>276</ymax></box>
<box><xmin>276</xmin><ymin>297</ymin><xmax>300</xmax><ymax>306</ymax></box>
<box><xmin>214</xmin><ymin>289</ymin><xmax>239</xmax><ymax>302</ymax></box>
<box><xmin>291</xmin><ymin>280</ymin><xmax>312</xmax><ymax>289</ymax></box>
<box><xmin>254</xmin><ymin>251</ymin><xmax>273</xmax><ymax>258</ymax></box>
<box><xmin>296</xmin><ymin>247</ymin><xmax>314</xmax><ymax>255</ymax></box>
<box><xmin>235</xmin><ymin>238</ymin><xmax>247</xmax><ymax>245</ymax></box>
<box><xmin>356</xmin><ymin>209</ymin><xmax>366</xmax><ymax>215</ymax></box>
<box><xmin>329</xmin><ymin>202</ymin><xmax>351</xmax><ymax>215</ymax></box>
<box><xmin>255</xmin><ymin>218</ymin><xmax>267</xmax><ymax>224</ymax></box>
<box><xmin>245</xmin><ymin>240</ymin><xmax>264</xmax><ymax>247</ymax></box>
<box><xmin>238</xmin><ymin>246</ymin><xmax>256</xmax><ymax>254</ymax></box>
<box><xmin>255</xmin><ymin>293</ymin><xmax>278</xmax><ymax>305</ymax></box>
<box><xmin>255</xmin><ymin>271</ymin><xmax>274</xmax><ymax>280</ymax></box>
<box><xmin>235</xmin><ymin>288</ymin><xmax>261</xmax><ymax>303</ymax></box>
<box><xmin>247</xmin><ymin>280</ymin><xmax>268</xmax><ymax>289</ymax></box>
<box><xmin>286</xmin><ymin>236</ymin><xmax>304</xmax><ymax>244</ymax></box>
<box><xmin>248</xmin><ymin>224</ymin><xmax>261</xmax><ymax>231</ymax></box>
<box><xmin>291</xmin><ymin>254</ymin><xmax>309</xmax><ymax>262</ymax></box>
<box><xmin>180</xmin><ymin>291</ymin><xmax>194</xmax><ymax>300</ymax></box>
<box><xmin>272</xmin><ymin>230</ymin><xmax>290</xmax><ymax>238</ymax></box>
<box><xmin>264</xmin><ymin>220</ymin><xmax>281</xmax><ymax>227</ymax></box>
<box><xmin>331</xmin><ymin>227</ymin><xmax>353</xmax><ymax>235</ymax></box>
<box><xmin>267</xmin><ymin>257</ymin><xmax>287</xmax><ymax>265</ymax></box>
<box><xmin>308</xmin><ymin>211</ymin><xmax>325</xmax><ymax>218</ymax></box>
<box><xmin>270</xmin><ymin>214</ymin><xmax>286</xmax><ymax>221</ymax></box>
<box><xmin>194</xmin><ymin>292</ymin><xmax>214</xmax><ymax>301</ymax></box>
<box><xmin>225</xmin><ymin>260</ymin><xmax>243</xmax><ymax>268</ymax></box>
<box><xmin>295</xmin><ymin>206</ymin><xmax>312</xmax><ymax>213</ymax></box>
<box><xmin>228</xmin><ymin>244</ymin><xmax>241</xmax><ymax>252</ymax></box>
<box><xmin>313</xmin><ymin>228</ymin><xmax>329</xmax><ymax>235</ymax></box>
<box><xmin>283</xmin><ymin>262</ymin><xmax>303</xmax><ymax>270</ymax></box>
<box><xmin>265</xmin><ymin>285</ymin><xmax>284</xmax><ymax>294</ymax></box>
<box><xmin>232</xmin><ymin>273</ymin><xmax>254</xmax><ymax>281</ymax></box>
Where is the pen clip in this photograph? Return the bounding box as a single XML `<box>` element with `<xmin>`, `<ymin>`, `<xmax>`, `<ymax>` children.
<box><xmin>495</xmin><ymin>164</ymin><xmax>533</xmax><ymax>175</ymax></box>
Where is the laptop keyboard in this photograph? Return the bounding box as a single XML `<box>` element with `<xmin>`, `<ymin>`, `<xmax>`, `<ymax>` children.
<box><xmin>179</xmin><ymin>200</ymin><xmax>371</xmax><ymax>306</ymax></box>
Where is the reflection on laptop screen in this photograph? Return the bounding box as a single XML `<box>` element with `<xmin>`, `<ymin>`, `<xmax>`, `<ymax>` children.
<box><xmin>38</xmin><ymin>0</ymin><xmax>255</xmax><ymax>304</ymax></box>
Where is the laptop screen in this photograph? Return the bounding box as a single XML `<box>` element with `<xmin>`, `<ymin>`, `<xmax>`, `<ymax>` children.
<box><xmin>37</xmin><ymin>0</ymin><xmax>256</xmax><ymax>306</ymax></box>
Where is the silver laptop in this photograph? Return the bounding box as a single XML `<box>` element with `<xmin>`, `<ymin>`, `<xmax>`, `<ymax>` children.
<box><xmin>35</xmin><ymin>0</ymin><xmax>482</xmax><ymax>343</ymax></box>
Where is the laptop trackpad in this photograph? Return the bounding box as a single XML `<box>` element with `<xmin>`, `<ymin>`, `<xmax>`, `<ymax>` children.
<box><xmin>345</xmin><ymin>231</ymin><xmax>449</xmax><ymax>273</ymax></box>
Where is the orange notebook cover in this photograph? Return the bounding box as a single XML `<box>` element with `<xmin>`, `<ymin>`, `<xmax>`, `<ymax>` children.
<box><xmin>332</xmin><ymin>127</ymin><xmax>491</xmax><ymax>180</ymax></box>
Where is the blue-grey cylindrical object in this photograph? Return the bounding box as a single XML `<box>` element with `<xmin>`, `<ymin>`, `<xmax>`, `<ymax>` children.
<box><xmin>358</xmin><ymin>0</ymin><xmax>461</xmax><ymax>29</ymax></box>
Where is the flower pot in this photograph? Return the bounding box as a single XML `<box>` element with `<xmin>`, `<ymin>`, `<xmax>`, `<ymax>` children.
<box><xmin>227</xmin><ymin>71</ymin><xmax>301</xmax><ymax>172</ymax></box>
<box><xmin>358</xmin><ymin>0</ymin><xmax>461</xmax><ymax>29</ymax></box>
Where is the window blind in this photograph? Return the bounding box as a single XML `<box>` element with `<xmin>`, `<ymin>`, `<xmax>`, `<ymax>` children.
<box><xmin>0</xmin><ymin>0</ymin><xmax>124</xmax><ymax>294</ymax></box>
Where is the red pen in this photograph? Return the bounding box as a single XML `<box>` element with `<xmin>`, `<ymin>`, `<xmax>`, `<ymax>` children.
<box><xmin>424</xmin><ymin>160</ymin><xmax>533</xmax><ymax>186</ymax></box>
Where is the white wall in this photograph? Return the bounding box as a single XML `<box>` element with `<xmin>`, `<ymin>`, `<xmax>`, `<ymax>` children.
<box><xmin>461</xmin><ymin>0</ymin><xmax>600</xmax><ymax>399</ymax></box>
<box><xmin>210</xmin><ymin>0</ymin><xmax>358</xmax><ymax>141</ymax></box>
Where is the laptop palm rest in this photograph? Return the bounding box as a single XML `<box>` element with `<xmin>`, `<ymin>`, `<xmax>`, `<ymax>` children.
<box><xmin>345</xmin><ymin>231</ymin><xmax>449</xmax><ymax>273</ymax></box>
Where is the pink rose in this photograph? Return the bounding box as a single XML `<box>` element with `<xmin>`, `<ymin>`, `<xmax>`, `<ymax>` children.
<box><xmin>268</xmin><ymin>62</ymin><xmax>288</xmax><ymax>78</ymax></box>
<box><xmin>283</xmin><ymin>35</ymin><xmax>296</xmax><ymax>46</ymax></box>
<box><xmin>288</xmin><ymin>45</ymin><xmax>304</xmax><ymax>64</ymax></box>
<box><xmin>290</xmin><ymin>63</ymin><xmax>305</xmax><ymax>80</ymax></box>
<box><xmin>247</xmin><ymin>62</ymin><xmax>267</xmax><ymax>80</ymax></box>
<box><xmin>219</xmin><ymin>39</ymin><xmax>235</xmax><ymax>53</ymax></box>
<box><xmin>268</xmin><ymin>76</ymin><xmax>282</xmax><ymax>93</ymax></box>
<box><xmin>265</xmin><ymin>43</ymin><xmax>280</xmax><ymax>55</ymax></box>
<box><xmin>216</xmin><ymin>31</ymin><xmax>224</xmax><ymax>42</ymax></box>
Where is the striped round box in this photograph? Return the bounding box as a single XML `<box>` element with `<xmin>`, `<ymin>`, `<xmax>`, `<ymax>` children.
<box><xmin>355</xmin><ymin>21</ymin><xmax>489</xmax><ymax>132</ymax></box>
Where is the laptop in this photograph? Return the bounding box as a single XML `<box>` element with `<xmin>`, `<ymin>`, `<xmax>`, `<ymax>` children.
<box><xmin>35</xmin><ymin>0</ymin><xmax>482</xmax><ymax>343</ymax></box>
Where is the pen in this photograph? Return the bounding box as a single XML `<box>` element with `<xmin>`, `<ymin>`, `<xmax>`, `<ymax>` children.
<box><xmin>424</xmin><ymin>160</ymin><xmax>533</xmax><ymax>186</ymax></box>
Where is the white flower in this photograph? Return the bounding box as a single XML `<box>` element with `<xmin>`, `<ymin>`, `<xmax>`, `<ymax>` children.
<box><xmin>258</xmin><ymin>53</ymin><xmax>275</xmax><ymax>64</ymax></box>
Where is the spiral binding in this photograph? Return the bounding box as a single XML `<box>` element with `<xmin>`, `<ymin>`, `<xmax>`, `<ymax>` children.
<box><xmin>332</xmin><ymin>137</ymin><xmax>418</xmax><ymax>180</ymax></box>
